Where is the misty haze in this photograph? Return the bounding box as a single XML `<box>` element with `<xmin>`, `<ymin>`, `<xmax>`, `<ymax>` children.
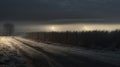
<box><xmin>0</xmin><ymin>0</ymin><xmax>120</xmax><ymax>67</ymax></box>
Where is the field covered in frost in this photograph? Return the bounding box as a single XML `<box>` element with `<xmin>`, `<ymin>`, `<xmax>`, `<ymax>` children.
<box><xmin>0</xmin><ymin>36</ymin><xmax>119</xmax><ymax>67</ymax></box>
<box><xmin>0</xmin><ymin>37</ymin><xmax>28</xmax><ymax>67</ymax></box>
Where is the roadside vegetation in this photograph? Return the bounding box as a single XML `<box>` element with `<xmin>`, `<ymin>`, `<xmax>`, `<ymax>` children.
<box><xmin>26</xmin><ymin>30</ymin><xmax>120</xmax><ymax>50</ymax></box>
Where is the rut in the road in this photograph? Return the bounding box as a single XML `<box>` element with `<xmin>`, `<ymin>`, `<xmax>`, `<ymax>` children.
<box><xmin>9</xmin><ymin>37</ymin><xmax>63</xmax><ymax>67</ymax></box>
<box><xmin>14</xmin><ymin>37</ymin><xmax>119</xmax><ymax>67</ymax></box>
<box><xmin>0</xmin><ymin>37</ymin><xmax>27</xmax><ymax>67</ymax></box>
<box><xmin>0</xmin><ymin>37</ymin><xmax>119</xmax><ymax>67</ymax></box>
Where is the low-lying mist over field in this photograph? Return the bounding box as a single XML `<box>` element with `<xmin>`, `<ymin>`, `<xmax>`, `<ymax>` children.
<box><xmin>15</xmin><ymin>23</ymin><xmax>120</xmax><ymax>32</ymax></box>
<box><xmin>1</xmin><ymin>20</ymin><xmax>120</xmax><ymax>32</ymax></box>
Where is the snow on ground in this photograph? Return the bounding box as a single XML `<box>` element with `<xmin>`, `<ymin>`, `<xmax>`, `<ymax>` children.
<box><xmin>16</xmin><ymin>37</ymin><xmax>120</xmax><ymax>66</ymax></box>
<box><xmin>0</xmin><ymin>37</ymin><xmax>27</xmax><ymax>67</ymax></box>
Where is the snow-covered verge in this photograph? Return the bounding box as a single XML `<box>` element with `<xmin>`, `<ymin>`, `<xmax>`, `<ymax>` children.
<box><xmin>37</xmin><ymin>43</ymin><xmax>120</xmax><ymax>66</ymax></box>
<box><xmin>65</xmin><ymin>47</ymin><xmax>120</xmax><ymax>66</ymax></box>
<box><xmin>16</xmin><ymin>37</ymin><xmax>120</xmax><ymax>66</ymax></box>
<box><xmin>42</xmin><ymin>43</ymin><xmax>120</xmax><ymax>66</ymax></box>
<box><xmin>0</xmin><ymin>42</ymin><xmax>27</xmax><ymax>67</ymax></box>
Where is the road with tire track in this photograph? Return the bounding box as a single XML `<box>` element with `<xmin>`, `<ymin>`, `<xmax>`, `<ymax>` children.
<box><xmin>0</xmin><ymin>36</ymin><xmax>119</xmax><ymax>67</ymax></box>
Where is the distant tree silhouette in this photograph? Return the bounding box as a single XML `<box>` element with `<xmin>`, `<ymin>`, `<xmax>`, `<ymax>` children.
<box><xmin>26</xmin><ymin>30</ymin><xmax>120</xmax><ymax>50</ymax></box>
<box><xmin>3</xmin><ymin>23</ymin><xmax>15</xmax><ymax>36</ymax></box>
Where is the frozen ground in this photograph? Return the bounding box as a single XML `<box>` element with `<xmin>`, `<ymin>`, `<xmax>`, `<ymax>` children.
<box><xmin>16</xmin><ymin>37</ymin><xmax>120</xmax><ymax>67</ymax></box>
<box><xmin>0</xmin><ymin>36</ymin><xmax>119</xmax><ymax>67</ymax></box>
<box><xmin>0</xmin><ymin>37</ymin><xmax>27</xmax><ymax>67</ymax></box>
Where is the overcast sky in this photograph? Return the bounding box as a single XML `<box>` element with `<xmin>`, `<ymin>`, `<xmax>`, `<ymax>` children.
<box><xmin>0</xmin><ymin>0</ymin><xmax>120</xmax><ymax>32</ymax></box>
<box><xmin>1</xmin><ymin>0</ymin><xmax>120</xmax><ymax>22</ymax></box>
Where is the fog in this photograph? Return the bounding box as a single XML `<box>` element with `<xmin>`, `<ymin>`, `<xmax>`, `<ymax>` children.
<box><xmin>15</xmin><ymin>23</ymin><xmax>120</xmax><ymax>32</ymax></box>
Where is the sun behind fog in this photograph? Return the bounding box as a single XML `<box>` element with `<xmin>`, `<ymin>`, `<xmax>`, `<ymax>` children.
<box><xmin>51</xmin><ymin>26</ymin><xmax>56</xmax><ymax>31</ymax></box>
<box><xmin>83</xmin><ymin>26</ymin><xmax>92</xmax><ymax>31</ymax></box>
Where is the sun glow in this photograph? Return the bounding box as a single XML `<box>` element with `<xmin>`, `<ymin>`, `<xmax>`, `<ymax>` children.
<box><xmin>26</xmin><ymin>24</ymin><xmax>120</xmax><ymax>32</ymax></box>
<box><xmin>51</xmin><ymin>26</ymin><xmax>56</xmax><ymax>31</ymax></box>
<box><xmin>83</xmin><ymin>26</ymin><xmax>92</xmax><ymax>31</ymax></box>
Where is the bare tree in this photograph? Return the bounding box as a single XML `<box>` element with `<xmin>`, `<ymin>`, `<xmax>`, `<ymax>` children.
<box><xmin>3</xmin><ymin>23</ymin><xmax>15</xmax><ymax>36</ymax></box>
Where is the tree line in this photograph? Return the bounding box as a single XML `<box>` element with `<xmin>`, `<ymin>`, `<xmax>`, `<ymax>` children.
<box><xmin>25</xmin><ymin>30</ymin><xmax>120</xmax><ymax>50</ymax></box>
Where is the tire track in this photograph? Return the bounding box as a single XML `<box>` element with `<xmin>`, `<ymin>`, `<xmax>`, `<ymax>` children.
<box><xmin>10</xmin><ymin>37</ymin><xmax>63</xmax><ymax>67</ymax></box>
<box><xmin>14</xmin><ymin>37</ymin><xmax>118</xmax><ymax>67</ymax></box>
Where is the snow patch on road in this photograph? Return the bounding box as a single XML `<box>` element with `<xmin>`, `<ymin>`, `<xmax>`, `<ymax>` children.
<box><xmin>15</xmin><ymin>37</ymin><xmax>120</xmax><ymax>66</ymax></box>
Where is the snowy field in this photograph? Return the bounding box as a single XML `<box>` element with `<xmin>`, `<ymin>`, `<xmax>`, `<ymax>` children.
<box><xmin>0</xmin><ymin>36</ymin><xmax>119</xmax><ymax>67</ymax></box>
<box><xmin>0</xmin><ymin>37</ymin><xmax>27</xmax><ymax>67</ymax></box>
<box><xmin>16</xmin><ymin>37</ymin><xmax>120</xmax><ymax>66</ymax></box>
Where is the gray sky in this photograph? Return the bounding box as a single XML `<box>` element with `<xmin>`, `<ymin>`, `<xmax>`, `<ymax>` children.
<box><xmin>0</xmin><ymin>0</ymin><xmax>120</xmax><ymax>22</ymax></box>
<box><xmin>0</xmin><ymin>0</ymin><xmax>120</xmax><ymax>32</ymax></box>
